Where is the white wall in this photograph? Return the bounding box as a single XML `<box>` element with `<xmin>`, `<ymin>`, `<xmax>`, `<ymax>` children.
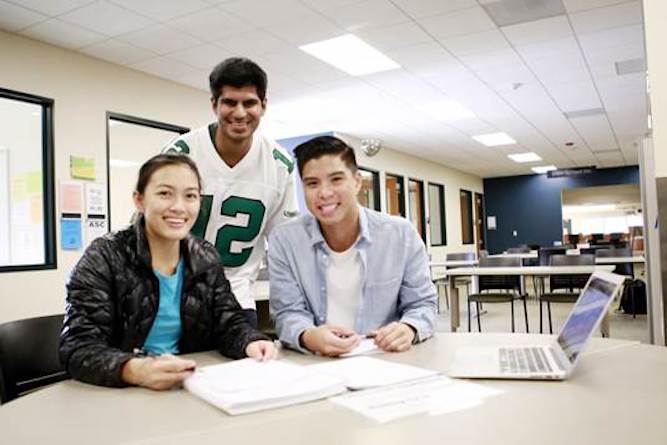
<box><xmin>0</xmin><ymin>31</ymin><xmax>484</xmax><ymax>323</ymax></box>
<box><xmin>339</xmin><ymin>133</ymin><xmax>484</xmax><ymax>262</ymax></box>
<box><xmin>644</xmin><ymin>0</ymin><xmax>667</xmax><ymax>178</ymax></box>
<box><xmin>0</xmin><ymin>31</ymin><xmax>211</xmax><ymax>323</ymax></box>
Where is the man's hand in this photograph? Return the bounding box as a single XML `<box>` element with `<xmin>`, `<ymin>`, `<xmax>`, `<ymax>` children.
<box><xmin>245</xmin><ymin>340</ymin><xmax>278</xmax><ymax>361</ymax></box>
<box><xmin>300</xmin><ymin>325</ymin><xmax>360</xmax><ymax>356</ymax></box>
<box><xmin>121</xmin><ymin>354</ymin><xmax>196</xmax><ymax>390</ymax></box>
<box><xmin>371</xmin><ymin>322</ymin><xmax>416</xmax><ymax>352</ymax></box>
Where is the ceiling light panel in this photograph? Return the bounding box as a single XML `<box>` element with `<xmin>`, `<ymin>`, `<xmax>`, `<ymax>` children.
<box><xmin>472</xmin><ymin>132</ymin><xmax>516</xmax><ymax>146</ymax></box>
<box><xmin>480</xmin><ymin>0</ymin><xmax>566</xmax><ymax>27</ymax></box>
<box><xmin>508</xmin><ymin>152</ymin><xmax>542</xmax><ymax>163</ymax></box>
<box><xmin>299</xmin><ymin>34</ymin><xmax>401</xmax><ymax>76</ymax></box>
<box><xmin>563</xmin><ymin>107</ymin><xmax>605</xmax><ymax>119</ymax></box>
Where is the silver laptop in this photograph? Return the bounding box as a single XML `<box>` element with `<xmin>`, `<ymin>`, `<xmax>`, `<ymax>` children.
<box><xmin>448</xmin><ymin>271</ymin><xmax>625</xmax><ymax>380</ymax></box>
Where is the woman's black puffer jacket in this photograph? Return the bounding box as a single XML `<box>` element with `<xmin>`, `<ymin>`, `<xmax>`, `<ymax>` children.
<box><xmin>59</xmin><ymin>217</ymin><xmax>269</xmax><ymax>387</ymax></box>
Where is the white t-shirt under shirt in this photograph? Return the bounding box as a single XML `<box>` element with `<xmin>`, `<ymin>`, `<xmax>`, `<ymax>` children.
<box><xmin>325</xmin><ymin>244</ymin><xmax>362</xmax><ymax>329</ymax></box>
<box><xmin>165</xmin><ymin>124</ymin><xmax>298</xmax><ymax>310</ymax></box>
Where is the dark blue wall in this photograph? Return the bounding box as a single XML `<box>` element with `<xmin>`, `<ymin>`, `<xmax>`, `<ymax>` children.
<box><xmin>483</xmin><ymin>166</ymin><xmax>639</xmax><ymax>254</ymax></box>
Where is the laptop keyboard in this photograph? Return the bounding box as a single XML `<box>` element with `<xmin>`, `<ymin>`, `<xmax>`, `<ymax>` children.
<box><xmin>499</xmin><ymin>347</ymin><xmax>553</xmax><ymax>374</ymax></box>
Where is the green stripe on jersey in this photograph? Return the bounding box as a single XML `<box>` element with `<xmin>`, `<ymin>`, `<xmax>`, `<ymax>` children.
<box><xmin>272</xmin><ymin>148</ymin><xmax>294</xmax><ymax>173</ymax></box>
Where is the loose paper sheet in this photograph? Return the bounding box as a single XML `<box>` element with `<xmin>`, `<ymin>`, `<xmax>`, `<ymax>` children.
<box><xmin>340</xmin><ymin>338</ymin><xmax>380</xmax><ymax>357</ymax></box>
<box><xmin>330</xmin><ymin>375</ymin><xmax>502</xmax><ymax>423</ymax></box>
<box><xmin>308</xmin><ymin>356</ymin><xmax>438</xmax><ymax>390</ymax></box>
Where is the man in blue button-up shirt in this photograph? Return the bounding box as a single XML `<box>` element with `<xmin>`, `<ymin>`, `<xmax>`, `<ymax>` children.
<box><xmin>269</xmin><ymin>136</ymin><xmax>437</xmax><ymax>356</ymax></box>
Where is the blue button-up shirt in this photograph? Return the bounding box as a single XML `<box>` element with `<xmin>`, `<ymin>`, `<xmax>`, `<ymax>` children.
<box><xmin>268</xmin><ymin>206</ymin><xmax>437</xmax><ymax>352</ymax></box>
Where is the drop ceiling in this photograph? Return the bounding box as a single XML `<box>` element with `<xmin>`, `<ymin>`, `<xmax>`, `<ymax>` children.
<box><xmin>0</xmin><ymin>0</ymin><xmax>648</xmax><ymax>178</ymax></box>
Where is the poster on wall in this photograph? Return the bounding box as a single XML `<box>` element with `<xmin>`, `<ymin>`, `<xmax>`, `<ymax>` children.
<box><xmin>61</xmin><ymin>218</ymin><xmax>82</xmax><ymax>250</ymax></box>
<box><xmin>85</xmin><ymin>182</ymin><xmax>108</xmax><ymax>244</ymax></box>
<box><xmin>60</xmin><ymin>181</ymin><xmax>83</xmax><ymax>215</ymax></box>
<box><xmin>487</xmin><ymin>216</ymin><xmax>497</xmax><ymax>230</ymax></box>
<box><xmin>70</xmin><ymin>155</ymin><xmax>96</xmax><ymax>181</ymax></box>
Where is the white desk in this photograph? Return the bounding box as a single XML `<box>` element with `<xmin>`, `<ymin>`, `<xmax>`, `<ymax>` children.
<box><xmin>490</xmin><ymin>252</ymin><xmax>538</xmax><ymax>259</ymax></box>
<box><xmin>444</xmin><ymin>265</ymin><xmax>615</xmax><ymax>333</ymax></box>
<box><xmin>1</xmin><ymin>333</ymin><xmax>665</xmax><ymax>445</ymax></box>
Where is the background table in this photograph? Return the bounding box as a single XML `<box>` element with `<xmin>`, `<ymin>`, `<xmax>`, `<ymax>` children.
<box><xmin>444</xmin><ymin>265</ymin><xmax>616</xmax><ymax>333</ymax></box>
<box><xmin>1</xmin><ymin>333</ymin><xmax>665</xmax><ymax>445</ymax></box>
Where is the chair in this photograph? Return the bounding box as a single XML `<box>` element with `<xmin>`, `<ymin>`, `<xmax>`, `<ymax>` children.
<box><xmin>467</xmin><ymin>257</ymin><xmax>528</xmax><ymax>333</ymax></box>
<box><xmin>596</xmin><ymin>247</ymin><xmax>633</xmax><ymax>277</ymax></box>
<box><xmin>0</xmin><ymin>314</ymin><xmax>69</xmax><ymax>404</ymax></box>
<box><xmin>539</xmin><ymin>255</ymin><xmax>594</xmax><ymax>334</ymax></box>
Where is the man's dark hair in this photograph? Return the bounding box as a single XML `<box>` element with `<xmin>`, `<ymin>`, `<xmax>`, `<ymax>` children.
<box><xmin>293</xmin><ymin>136</ymin><xmax>358</xmax><ymax>177</ymax></box>
<box><xmin>209</xmin><ymin>57</ymin><xmax>268</xmax><ymax>102</ymax></box>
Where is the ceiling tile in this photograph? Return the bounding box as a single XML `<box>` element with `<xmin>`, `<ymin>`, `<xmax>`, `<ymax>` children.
<box><xmin>19</xmin><ymin>18</ymin><xmax>106</xmax><ymax>49</ymax></box>
<box><xmin>390</xmin><ymin>0</ymin><xmax>477</xmax><ymax>19</ymax></box>
<box><xmin>569</xmin><ymin>1</ymin><xmax>642</xmax><ymax>35</ymax></box>
<box><xmin>502</xmin><ymin>15</ymin><xmax>573</xmax><ymax>46</ymax></box>
<box><xmin>324</xmin><ymin>0</ymin><xmax>409</xmax><ymax>32</ymax></box>
<box><xmin>417</xmin><ymin>6</ymin><xmax>496</xmax><ymax>40</ymax></box>
<box><xmin>0</xmin><ymin>1</ymin><xmax>47</xmax><ymax>32</ymax></box>
<box><xmin>117</xmin><ymin>24</ymin><xmax>202</xmax><ymax>55</ymax></box>
<box><xmin>264</xmin><ymin>13</ymin><xmax>343</xmax><ymax>46</ymax></box>
<box><xmin>59</xmin><ymin>1</ymin><xmax>152</xmax><ymax>36</ymax></box>
<box><xmin>385</xmin><ymin>42</ymin><xmax>459</xmax><ymax>77</ymax></box>
<box><xmin>299</xmin><ymin>0</ymin><xmax>366</xmax><ymax>15</ymax></box>
<box><xmin>169</xmin><ymin>69</ymin><xmax>210</xmax><ymax>91</ymax></box>
<box><xmin>215</xmin><ymin>30</ymin><xmax>293</xmax><ymax>58</ymax></box>
<box><xmin>354</xmin><ymin>21</ymin><xmax>432</xmax><ymax>52</ymax></box>
<box><xmin>577</xmin><ymin>24</ymin><xmax>644</xmax><ymax>52</ymax></box>
<box><xmin>130</xmin><ymin>55</ymin><xmax>198</xmax><ymax>79</ymax></box>
<box><xmin>562</xmin><ymin>0</ymin><xmax>636</xmax><ymax>14</ymax></box>
<box><xmin>9</xmin><ymin>0</ymin><xmax>95</xmax><ymax>16</ymax></box>
<box><xmin>442</xmin><ymin>29</ymin><xmax>511</xmax><ymax>57</ymax></box>
<box><xmin>480</xmin><ymin>0</ymin><xmax>566</xmax><ymax>27</ymax></box>
<box><xmin>168</xmin><ymin>7</ymin><xmax>254</xmax><ymax>42</ymax></box>
<box><xmin>109</xmin><ymin>0</ymin><xmax>212</xmax><ymax>21</ymax></box>
<box><xmin>548</xmin><ymin>80</ymin><xmax>602</xmax><ymax>110</ymax></box>
<box><xmin>78</xmin><ymin>38</ymin><xmax>156</xmax><ymax>65</ymax></box>
<box><xmin>167</xmin><ymin>44</ymin><xmax>234</xmax><ymax>70</ymax></box>
<box><xmin>220</xmin><ymin>0</ymin><xmax>316</xmax><ymax>27</ymax></box>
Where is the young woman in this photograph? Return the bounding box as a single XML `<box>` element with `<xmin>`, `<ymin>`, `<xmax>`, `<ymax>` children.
<box><xmin>60</xmin><ymin>153</ymin><xmax>276</xmax><ymax>390</ymax></box>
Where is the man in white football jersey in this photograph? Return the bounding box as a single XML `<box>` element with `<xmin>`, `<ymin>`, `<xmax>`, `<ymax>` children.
<box><xmin>165</xmin><ymin>58</ymin><xmax>297</xmax><ymax>328</ymax></box>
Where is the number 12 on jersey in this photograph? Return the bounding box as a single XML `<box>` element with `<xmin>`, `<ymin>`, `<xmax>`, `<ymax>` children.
<box><xmin>191</xmin><ymin>195</ymin><xmax>266</xmax><ymax>268</ymax></box>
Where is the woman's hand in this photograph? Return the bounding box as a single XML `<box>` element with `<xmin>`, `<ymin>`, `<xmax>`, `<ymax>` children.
<box><xmin>245</xmin><ymin>340</ymin><xmax>278</xmax><ymax>361</ymax></box>
<box><xmin>121</xmin><ymin>354</ymin><xmax>196</xmax><ymax>390</ymax></box>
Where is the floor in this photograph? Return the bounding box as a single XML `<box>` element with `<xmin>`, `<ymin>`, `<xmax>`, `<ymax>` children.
<box><xmin>434</xmin><ymin>286</ymin><xmax>650</xmax><ymax>344</ymax></box>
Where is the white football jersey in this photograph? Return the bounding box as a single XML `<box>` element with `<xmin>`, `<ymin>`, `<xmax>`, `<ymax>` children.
<box><xmin>165</xmin><ymin>124</ymin><xmax>298</xmax><ymax>309</ymax></box>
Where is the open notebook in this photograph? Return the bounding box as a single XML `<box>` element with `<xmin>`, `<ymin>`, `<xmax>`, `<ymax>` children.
<box><xmin>184</xmin><ymin>357</ymin><xmax>437</xmax><ymax>415</ymax></box>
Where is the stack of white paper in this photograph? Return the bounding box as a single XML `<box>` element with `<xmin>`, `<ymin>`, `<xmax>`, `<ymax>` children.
<box><xmin>308</xmin><ymin>356</ymin><xmax>438</xmax><ymax>390</ymax></box>
<box><xmin>184</xmin><ymin>359</ymin><xmax>346</xmax><ymax>415</ymax></box>
<box><xmin>330</xmin><ymin>375</ymin><xmax>502</xmax><ymax>423</ymax></box>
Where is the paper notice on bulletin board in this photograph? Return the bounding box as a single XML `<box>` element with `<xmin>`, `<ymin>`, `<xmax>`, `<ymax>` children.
<box><xmin>61</xmin><ymin>218</ymin><xmax>82</xmax><ymax>250</ymax></box>
<box><xmin>60</xmin><ymin>181</ymin><xmax>83</xmax><ymax>215</ymax></box>
<box><xmin>85</xmin><ymin>182</ymin><xmax>106</xmax><ymax>216</ymax></box>
<box><xmin>70</xmin><ymin>156</ymin><xmax>96</xmax><ymax>180</ymax></box>
<box><xmin>487</xmin><ymin>216</ymin><xmax>497</xmax><ymax>230</ymax></box>
<box><xmin>86</xmin><ymin>217</ymin><xmax>108</xmax><ymax>243</ymax></box>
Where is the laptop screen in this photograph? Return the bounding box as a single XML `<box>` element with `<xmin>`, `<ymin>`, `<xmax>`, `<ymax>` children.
<box><xmin>556</xmin><ymin>277</ymin><xmax>617</xmax><ymax>363</ymax></box>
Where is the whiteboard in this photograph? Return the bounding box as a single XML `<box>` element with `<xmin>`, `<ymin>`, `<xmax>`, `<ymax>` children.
<box><xmin>0</xmin><ymin>146</ymin><xmax>10</xmax><ymax>265</ymax></box>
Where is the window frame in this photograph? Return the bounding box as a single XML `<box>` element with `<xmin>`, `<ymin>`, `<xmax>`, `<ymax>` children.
<box><xmin>428</xmin><ymin>182</ymin><xmax>447</xmax><ymax>247</ymax></box>
<box><xmin>105</xmin><ymin>112</ymin><xmax>190</xmax><ymax>230</ymax></box>
<box><xmin>385</xmin><ymin>172</ymin><xmax>406</xmax><ymax>217</ymax></box>
<box><xmin>357</xmin><ymin>166</ymin><xmax>381</xmax><ymax>211</ymax></box>
<box><xmin>0</xmin><ymin>87</ymin><xmax>56</xmax><ymax>273</ymax></box>
<box><xmin>460</xmin><ymin>188</ymin><xmax>474</xmax><ymax>245</ymax></box>
<box><xmin>408</xmin><ymin>178</ymin><xmax>426</xmax><ymax>243</ymax></box>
